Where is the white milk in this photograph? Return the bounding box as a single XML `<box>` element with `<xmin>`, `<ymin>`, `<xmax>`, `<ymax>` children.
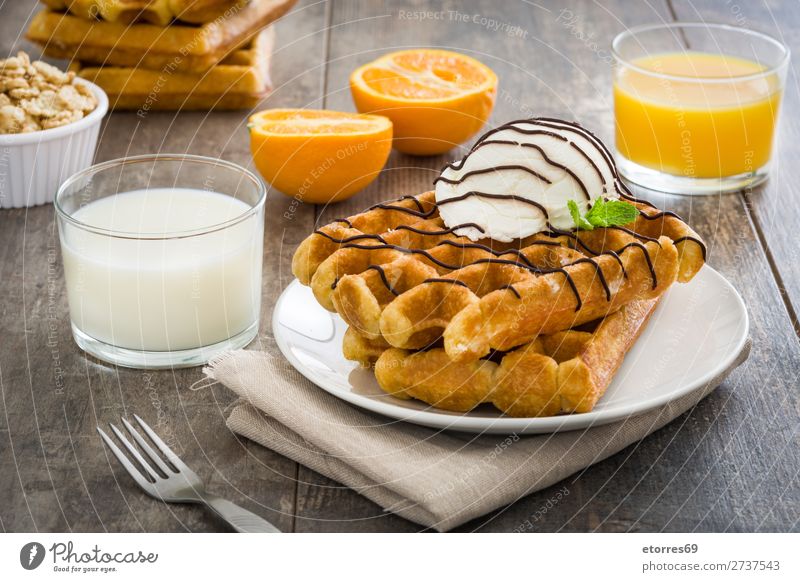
<box><xmin>60</xmin><ymin>188</ymin><xmax>263</xmax><ymax>351</ymax></box>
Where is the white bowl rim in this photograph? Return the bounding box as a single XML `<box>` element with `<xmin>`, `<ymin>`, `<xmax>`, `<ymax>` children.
<box><xmin>0</xmin><ymin>77</ymin><xmax>109</xmax><ymax>146</ymax></box>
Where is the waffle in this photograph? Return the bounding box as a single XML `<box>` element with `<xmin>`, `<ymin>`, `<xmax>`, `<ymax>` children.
<box><xmin>70</xmin><ymin>27</ymin><xmax>273</xmax><ymax>110</ymax></box>
<box><xmin>292</xmin><ymin>191</ymin><xmax>705</xmax><ymax>362</ymax></box>
<box><xmin>40</xmin><ymin>0</ymin><xmax>251</xmax><ymax>25</ymax></box>
<box><xmin>27</xmin><ymin>0</ymin><xmax>296</xmax><ymax>73</ymax></box>
<box><xmin>342</xmin><ymin>297</ymin><xmax>659</xmax><ymax>417</ymax></box>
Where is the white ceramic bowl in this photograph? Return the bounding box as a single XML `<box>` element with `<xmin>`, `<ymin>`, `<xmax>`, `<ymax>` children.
<box><xmin>0</xmin><ymin>79</ymin><xmax>108</xmax><ymax>209</ymax></box>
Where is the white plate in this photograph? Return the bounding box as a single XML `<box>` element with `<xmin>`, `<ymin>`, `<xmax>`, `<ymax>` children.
<box><xmin>273</xmin><ymin>267</ymin><xmax>748</xmax><ymax>434</ymax></box>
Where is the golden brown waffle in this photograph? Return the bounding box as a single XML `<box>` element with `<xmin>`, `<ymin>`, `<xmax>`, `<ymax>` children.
<box><xmin>169</xmin><ymin>0</ymin><xmax>251</xmax><ymax>24</ymax></box>
<box><xmin>27</xmin><ymin>0</ymin><xmax>295</xmax><ymax>73</ymax></box>
<box><xmin>292</xmin><ymin>191</ymin><xmax>705</xmax><ymax>362</ymax></box>
<box><xmin>342</xmin><ymin>298</ymin><xmax>660</xmax><ymax>417</ymax></box>
<box><xmin>40</xmin><ymin>0</ymin><xmax>251</xmax><ymax>25</ymax></box>
<box><xmin>70</xmin><ymin>27</ymin><xmax>273</xmax><ymax>110</ymax></box>
<box><xmin>342</xmin><ymin>327</ymin><xmax>391</xmax><ymax>364</ymax></box>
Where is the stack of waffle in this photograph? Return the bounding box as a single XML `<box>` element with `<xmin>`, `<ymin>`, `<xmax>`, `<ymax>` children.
<box><xmin>26</xmin><ymin>0</ymin><xmax>297</xmax><ymax>110</ymax></box>
<box><xmin>292</xmin><ymin>191</ymin><xmax>706</xmax><ymax>418</ymax></box>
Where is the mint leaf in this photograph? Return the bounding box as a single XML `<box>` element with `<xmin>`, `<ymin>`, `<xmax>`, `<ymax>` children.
<box><xmin>568</xmin><ymin>197</ymin><xmax>639</xmax><ymax>231</ymax></box>
<box><xmin>585</xmin><ymin>198</ymin><xmax>639</xmax><ymax>228</ymax></box>
<box><xmin>568</xmin><ymin>200</ymin><xmax>594</xmax><ymax>231</ymax></box>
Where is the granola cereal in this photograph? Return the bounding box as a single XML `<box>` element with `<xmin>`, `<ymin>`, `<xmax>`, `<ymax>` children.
<box><xmin>0</xmin><ymin>51</ymin><xmax>97</xmax><ymax>134</ymax></box>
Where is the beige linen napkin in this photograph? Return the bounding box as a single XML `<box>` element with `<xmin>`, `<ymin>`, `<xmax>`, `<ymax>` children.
<box><xmin>205</xmin><ymin>339</ymin><xmax>750</xmax><ymax>532</ymax></box>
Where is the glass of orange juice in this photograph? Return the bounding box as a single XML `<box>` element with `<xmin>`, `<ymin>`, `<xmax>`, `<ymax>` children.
<box><xmin>612</xmin><ymin>23</ymin><xmax>789</xmax><ymax>195</ymax></box>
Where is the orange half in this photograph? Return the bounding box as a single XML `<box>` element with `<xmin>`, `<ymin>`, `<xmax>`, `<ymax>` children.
<box><xmin>350</xmin><ymin>49</ymin><xmax>498</xmax><ymax>155</ymax></box>
<box><xmin>249</xmin><ymin>109</ymin><xmax>393</xmax><ymax>204</ymax></box>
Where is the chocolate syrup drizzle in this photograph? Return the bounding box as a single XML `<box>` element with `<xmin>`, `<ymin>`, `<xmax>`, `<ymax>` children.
<box><xmin>452</xmin><ymin>116</ymin><xmax>631</xmax><ymax>209</ymax></box>
<box><xmin>423</xmin><ymin>278</ymin><xmax>470</xmax><ymax>289</ymax></box>
<box><xmin>331</xmin><ymin>237</ymin><xmax>655</xmax><ymax>311</ymax></box>
<box><xmin>437</xmin><ymin>239</ymin><xmax>562</xmax><ymax>251</ymax></box>
<box><xmin>313</xmin><ymin>230</ymin><xmax>387</xmax><ymax>245</ymax></box>
<box><xmin>439</xmin><ymin>123</ymin><xmax>599</xmax><ymax>200</ymax></box>
<box><xmin>636</xmin><ymin>209</ymin><xmax>706</xmax><ymax>259</ymax></box>
<box><xmin>320</xmin><ymin>121</ymin><xmax>705</xmax><ymax>263</ymax></box>
<box><xmin>433</xmin><ymin>117</ymin><xmax>708</xmax><ymax>261</ymax></box>
<box><xmin>317</xmin><ymin>115</ymin><xmax>709</xmax><ymax>309</ymax></box>
<box><xmin>320</xmin><ymin>194</ymin><xmax>666</xmax><ymax>309</ymax></box>
<box><xmin>608</xmin><ymin>226</ymin><xmax>662</xmax><ymax>246</ymax></box>
<box><xmin>541</xmin><ymin>228</ymin><xmax>628</xmax><ymax>275</ymax></box>
<box><xmin>638</xmin><ymin>209</ymin><xmax>681</xmax><ymax>221</ymax></box>
<box><xmin>434</xmin><ymin>164</ymin><xmax>552</xmax><ymax>187</ymax></box>
<box><xmin>441</xmin><ymin>139</ymin><xmax>591</xmax><ymax>199</ymax></box>
<box><xmin>568</xmin><ymin>258</ymin><xmax>612</xmax><ymax>301</ymax></box>
<box><xmin>538</xmin><ymin>118</ymin><xmax>706</xmax><ymax>260</ymax></box>
<box><xmin>312</xmin><ymin>221</ymin><xmax>488</xmax><ymax>244</ymax></box>
<box><xmin>542</xmin><ymin>227</ymin><xmax>602</xmax><ymax>255</ymax></box>
<box><xmin>365</xmin><ymin>199</ymin><xmax>437</xmax><ymax>219</ymax></box>
<box><xmin>394</xmin><ymin>222</ymin><xmax>486</xmax><ymax>236</ymax></box>
<box><xmin>497</xmin><ymin>284</ymin><xmax>522</xmax><ymax>299</ymax></box>
<box><xmin>616</xmin><ymin>242</ymin><xmax>657</xmax><ymax>290</ymax></box>
<box><xmin>365</xmin><ymin>265</ymin><xmax>399</xmax><ymax>296</ymax></box>
<box><xmin>673</xmin><ymin>236</ymin><xmax>708</xmax><ymax>261</ymax></box>
<box><xmin>437</xmin><ymin>192</ymin><xmax>550</xmax><ymax>221</ymax></box>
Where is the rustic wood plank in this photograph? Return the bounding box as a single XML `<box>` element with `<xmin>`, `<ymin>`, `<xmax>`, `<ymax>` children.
<box><xmin>0</xmin><ymin>0</ymin><xmax>329</xmax><ymax>532</ymax></box>
<box><xmin>293</xmin><ymin>0</ymin><xmax>800</xmax><ymax>532</ymax></box>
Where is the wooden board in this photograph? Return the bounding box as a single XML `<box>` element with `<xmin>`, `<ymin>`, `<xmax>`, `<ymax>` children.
<box><xmin>0</xmin><ymin>0</ymin><xmax>797</xmax><ymax>532</ymax></box>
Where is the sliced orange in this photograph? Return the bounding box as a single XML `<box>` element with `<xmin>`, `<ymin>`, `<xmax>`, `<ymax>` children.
<box><xmin>350</xmin><ymin>49</ymin><xmax>497</xmax><ymax>156</ymax></box>
<box><xmin>248</xmin><ymin>109</ymin><xmax>393</xmax><ymax>204</ymax></box>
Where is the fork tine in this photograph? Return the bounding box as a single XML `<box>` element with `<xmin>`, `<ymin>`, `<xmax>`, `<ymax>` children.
<box><xmin>97</xmin><ymin>427</ymin><xmax>156</xmax><ymax>494</ymax></box>
<box><xmin>133</xmin><ymin>414</ymin><xmax>192</xmax><ymax>474</ymax></box>
<box><xmin>121</xmin><ymin>417</ymin><xmax>174</xmax><ymax>476</ymax></box>
<box><xmin>109</xmin><ymin>422</ymin><xmax>160</xmax><ymax>483</ymax></box>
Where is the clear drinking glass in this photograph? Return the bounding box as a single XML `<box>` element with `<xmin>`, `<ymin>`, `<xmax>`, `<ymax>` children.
<box><xmin>56</xmin><ymin>154</ymin><xmax>266</xmax><ymax>369</ymax></box>
<box><xmin>612</xmin><ymin>23</ymin><xmax>789</xmax><ymax>195</ymax></box>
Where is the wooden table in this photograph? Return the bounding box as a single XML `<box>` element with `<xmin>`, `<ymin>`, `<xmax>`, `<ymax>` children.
<box><xmin>1</xmin><ymin>0</ymin><xmax>798</xmax><ymax>533</ymax></box>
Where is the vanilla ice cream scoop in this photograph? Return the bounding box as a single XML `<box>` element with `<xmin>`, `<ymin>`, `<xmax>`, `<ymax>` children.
<box><xmin>434</xmin><ymin>118</ymin><xmax>625</xmax><ymax>241</ymax></box>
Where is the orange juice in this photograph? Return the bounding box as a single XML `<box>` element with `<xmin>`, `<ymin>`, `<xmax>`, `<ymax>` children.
<box><xmin>614</xmin><ymin>52</ymin><xmax>781</xmax><ymax>178</ymax></box>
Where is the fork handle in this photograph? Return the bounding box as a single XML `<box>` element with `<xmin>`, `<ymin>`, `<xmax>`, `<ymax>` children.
<box><xmin>201</xmin><ymin>494</ymin><xmax>281</xmax><ymax>533</ymax></box>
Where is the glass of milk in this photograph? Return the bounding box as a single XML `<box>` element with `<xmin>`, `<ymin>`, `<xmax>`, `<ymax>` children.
<box><xmin>55</xmin><ymin>154</ymin><xmax>266</xmax><ymax>369</ymax></box>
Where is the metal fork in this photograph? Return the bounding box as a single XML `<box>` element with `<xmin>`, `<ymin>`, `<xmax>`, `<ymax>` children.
<box><xmin>98</xmin><ymin>414</ymin><xmax>280</xmax><ymax>533</ymax></box>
